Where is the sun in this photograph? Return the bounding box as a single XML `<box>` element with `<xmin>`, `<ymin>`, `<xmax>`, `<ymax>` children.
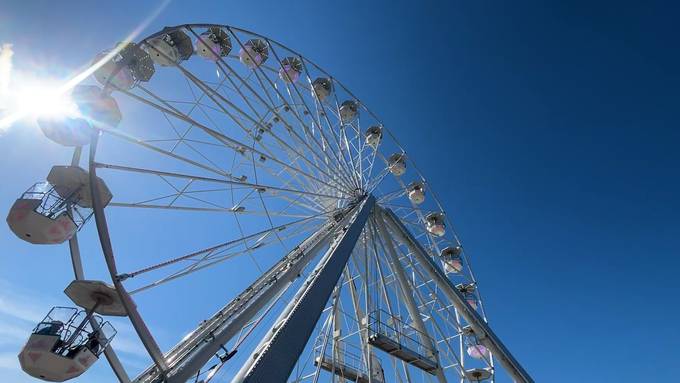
<box><xmin>14</xmin><ymin>83</ymin><xmax>78</xmax><ymax>119</ymax></box>
<box><xmin>0</xmin><ymin>79</ymin><xmax>79</xmax><ymax>131</ymax></box>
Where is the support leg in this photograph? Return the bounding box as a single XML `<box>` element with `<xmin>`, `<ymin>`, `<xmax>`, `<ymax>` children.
<box><xmin>381</xmin><ymin>207</ymin><xmax>534</xmax><ymax>383</ymax></box>
<box><xmin>373</xmin><ymin>212</ymin><xmax>447</xmax><ymax>383</ymax></box>
<box><xmin>231</xmin><ymin>195</ymin><xmax>375</xmax><ymax>383</ymax></box>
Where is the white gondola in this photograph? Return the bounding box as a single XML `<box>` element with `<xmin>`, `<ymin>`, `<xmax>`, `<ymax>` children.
<box><xmin>339</xmin><ymin>100</ymin><xmax>359</xmax><ymax>124</ymax></box>
<box><xmin>365</xmin><ymin>125</ymin><xmax>382</xmax><ymax>148</ymax></box>
<box><xmin>440</xmin><ymin>245</ymin><xmax>463</xmax><ymax>273</ymax></box>
<box><xmin>463</xmin><ymin>326</ymin><xmax>490</xmax><ymax>360</ymax></box>
<box><xmin>195</xmin><ymin>26</ymin><xmax>232</xmax><ymax>61</ymax></box>
<box><xmin>467</xmin><ymin>344</ymin><xmax>491</xmax><ymax>360</ymax></box>
<box><xmin>38</xmin><ymin>85</ymin><xmax>122</xmax><ymax>147</ymax></box>
<box><xmin>311</xmin><ymin>77</ymin><xmax>332</xmax><ymax>101</ymax></box>
<box><xmin>279</xmin><ymin>57</ymin><xmax>303</xmax><ymax>83</ymax></box>
<box><xmin>457</xmin><ymin>283</ymin><xmax>478</xmax><ymax>309</ymax></box>
<box><xmin>425</xmin><ymin>212</ymin><xmax>445</xmax><ymax>237</ymax></box>
<box><xmin>6</xmin><ymin>166</ymin><xmax>112</xmax><ymax>245</ymax></box>
<box><xmin>93</xmin><ymin>42</ymin><xmax>155</xmax><ymax>90</ymax></box>
<box><xmin>407</xmin><ymin>181</ymin><xmax>425</xmax><ymax>204</ymax></box>
<box><xmin>144</xmin><ymin>28</ymin><xmax>193</xmax><ymax>67</ymax></box>
<box><xmin>388</xmin><ymin>153</ymin><xmax>406</xmax><ymax>176</ymax></box>
<box><xmin>18</xmin><ymin>280</ymin><xmax>125</xmax><ymax>382</ymax></box>
<box><xmin>239</xmin><ymin>38</ymin><xmax>269</xmax><ymax>68</ymax></box>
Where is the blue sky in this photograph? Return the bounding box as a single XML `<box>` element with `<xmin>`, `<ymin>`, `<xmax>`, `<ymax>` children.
<box><xmin>1</xmin><ymin>1</ymin><xmax>679</xmax><ymax>382</ymax></box>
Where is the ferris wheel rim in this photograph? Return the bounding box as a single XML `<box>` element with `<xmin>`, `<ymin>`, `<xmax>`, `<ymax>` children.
<box><xmin>90</xmin><ymin>21</ymin><xmax>480</xmax><ymax>306</ymax></box>
<box><xmin>75</xmin><ymin>21</ymin><xmax>498</xmax><ymax>383</ymax></box>
<box><xmin>132</xmin><ymin>23</ymin><xmax>451</xmax><ymax>206</ymax></box>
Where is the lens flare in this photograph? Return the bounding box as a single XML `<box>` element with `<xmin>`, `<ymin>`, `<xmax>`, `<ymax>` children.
<box><xmin>15</xmin><ymin>84</ymin><xmax>79</xmax><ymax>118</ymax></box>
<box><xmin>0</xmin><ymin>44</ymin><xmax>12</xmax><ymax>98</ymax></box>
<box><xmin>0</xmin><ymin>0</ymin><xmax>170</xmax><ymax>132</ymax></box>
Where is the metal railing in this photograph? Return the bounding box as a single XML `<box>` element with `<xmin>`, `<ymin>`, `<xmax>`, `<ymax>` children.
<box><xmin>33</xmin><ymin>306</ymin><xmax>117</xmax><ymax>357</ymax></box>
<box><xmin>314</xmin><ymin>337</ymin><xmax>368</xmax><ymax>377</ymax></box>
<box><xmin>367</xmin><ymin>309</ymin><xmax>436</xmax><ymax>360</ymax></box>
<box><xmin>21</xmin><ymin>182</ymin><xmax>92</xmax><ymax>226</ymax></box>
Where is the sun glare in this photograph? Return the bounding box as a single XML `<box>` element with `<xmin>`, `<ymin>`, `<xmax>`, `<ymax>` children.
<box><xmin>14</xmin><ymin>84</ymin><xmax>78</xmax><ymax>118</ymax></box>
<box><xmin>0</xmin><ymin>79</ymin><xmax>79</xmax><ymax>131</ymax></box>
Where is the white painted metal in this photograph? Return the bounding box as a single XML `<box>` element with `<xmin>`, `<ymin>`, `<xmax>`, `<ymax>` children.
<box><xmin>133</xmin><ymin>199</ymin><xmax>368</xmax><ymax>383</ymax></box>
<box><xmin>66</xmin><ymin>149</ymin><xmax>130</xmax><ymax>383</ymax></box>
<box><xmin>373</xmin><ymin>212</ymin><xmax>447</xmax><ymax>383</ymax></box>
<box><xmin>382</xmin><ymin>207</ymin><xmax>534</xmax><ymax>383</ymax></box>
<box><xmin>231</xmin><ymin>195</ymin><xmax>374</xmax><ymax>383</ymax></box>
<box><xmin>3</xmin><ymin>22</ymin><xmax>532</xmax><ymax>383</ymax></box>
<box><xmin>88</xmin><ymin>134</ymin><xmax>169</xmax><ymax>377</ymax></box>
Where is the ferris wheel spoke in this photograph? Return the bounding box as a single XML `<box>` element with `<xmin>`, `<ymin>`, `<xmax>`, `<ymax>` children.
<box><xmin>126</xmin><ymin>220</ymin><xmax>322</xmax><ymax>295</ymax></box>
<box><xmin>309</xmin><ymin>103</ymin><xmax>358</xmax><ymax>191</ymax></box>
<box><xmin>245</xmin><ymin>147</ymin><xmax>346</xmax><ymax>212</ymax></box>
<box><xmin>296</xmin><ymin>65</ymin><xmax>359</xmax><ymax>187</ymax></box>
<box><xmin>377</xmin><ymin>189</ymin><xmax>408</xmax><ymax>204</ymax></box>
<box><xmin>256</xmin><ymin>164</ymin><xmax>336</xmax><ymax>214</ymax></box>
<box><xmin>121</xmin><ymin>211</ymin><xmax>327</xmax><ymax>280</ymax></box>
<box><xmin>123</xmin><ymin>217</ymin><xmax>328</xmax><ymax>295</ymax></box>
<box><xmin>94</xmin><ymin>162</ymin><xmax>344</xmax><ymax>203</ymax></box>
<box><xmin>294</xmin><ymin>59</ymin><xmax>360</xmax><ymax>188</ymax></box>
<box><xmin>264</xmin><ymin>44</ymin><xmax>359</xmax><ymax>189</ymax></box>
<box><xmin>339</xmin><ymin>125</ymin><xmax>362</xmax><ymax>187</ymax></box>
<box><xmin>241</xmin><ymin>147</ymin><xmax>342</xmax><ymax>213</ymax></box>
<box><xmin>243</xmin><ymin>153</ymin><xmax>297</xmax><ymax>259</ymax></box>
<box><xmin>352</xmin><ymin>133</ymin><xmax>367</xmax><ymax>189</ymax></box>
<box><xmin>342</xmin><ymin>119</ymin><xmax>365</xmax><ymax>172</ymax></box>
<box><xmin>112</xmin><ymin>174</ymin><xmax>329</xmax><ymax>216</ymax></box>
<box><xmin>354</xmin><ymin>123</ymin><xmax>375</xmax><ymax>187</ymax></box>
<box><xmin>188</xmin><ymin>28</ymin><xmax>350</xmax><ymax>188</ymax></box>
<box><xmin>98</xmin><ymin>124</ymin><xmax>247</xmax><ymax>183</ymax></box>
<box><xmin>198</xmin><ymin>64</ymin><xmax>340</xmax><ymax>191</ymax></box>
<box><xmin>237</xmin><ymin>139</ymin><xmax>329</xmax><ymax>206</ymax></box>
<box><xmin>327</xmin><ymin>87</ymin><xmax>364</xmax><ymax>189</ymax></box>
<box><xmin>117</xmin><ymin>87</ymin><xmax>353</xmax><ymax>196</ymax></box>
<box><xmin>207</xmin><ymin>48</ymin><xmax>357</xmax><ymax>191</ymax></box>
<box><xmin>365</xmin><ymin>167</ymin><xmax>392</xmax><ymax>194</ymax></box>
<box><xmin>167</xmin><ymin>72</ymin><xmax>232</xmax><ymax>153</ymax></box>
<box><xmin>361</xmin><ymin>141</ymin><xmax>381</xmax><ymax>188</ymax></box>
<box><xmin>152</xmin><ymin>103</ymin><xmax>253</xmax><ymax>181</ymax></box>
<box><xmin>209</xmin><ymin>61</ymin><xmax>267</xmax><ymax>122</ymax></box>
<box><xmin>174</xmin><ymin>65</ymin><xmax>310</xmax><ymax>170</ymax></box>
<box><xmin>139</xmin><ymin>77</ymin><xmax>341</xmax><ymax>196</ymax></box>
<box><xmin>323</xmin><ymin>116</ymin><xmax>357</xmax><ymax>182</ymax></box>
<box><xmin>250</xmin><ymin>132</ymin><xmax>333</xmax><ymax>197</ymax></box>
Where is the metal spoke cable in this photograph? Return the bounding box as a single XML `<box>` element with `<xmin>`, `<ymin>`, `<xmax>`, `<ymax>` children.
<box><xmin>119</xmin><ymin>86</ymin><xmax>353</xmax><ymax>196</ymax></box>
<box><xmin>118</xmin><ymin>209</ymin><xmax>337</xmax><ymax>281</ymax></box>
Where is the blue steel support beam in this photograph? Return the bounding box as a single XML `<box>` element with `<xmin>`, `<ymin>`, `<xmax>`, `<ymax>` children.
<box><xmin>232</xmin><ymin>195</ymin><xmax>375</xmax><ymax>383</ymax></box>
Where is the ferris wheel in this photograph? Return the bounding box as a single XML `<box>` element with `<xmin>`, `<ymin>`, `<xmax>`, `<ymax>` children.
<box><xmin>6</xmin><ymin>24</ymin><xmax>532</xmax><ymax>383</ymax></box>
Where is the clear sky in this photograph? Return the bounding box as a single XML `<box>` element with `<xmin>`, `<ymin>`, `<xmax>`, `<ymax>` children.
<box><xmin>1</xmin><ymin>1</ymin><xmax>679</xmax><ymax>382</ymax></box>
